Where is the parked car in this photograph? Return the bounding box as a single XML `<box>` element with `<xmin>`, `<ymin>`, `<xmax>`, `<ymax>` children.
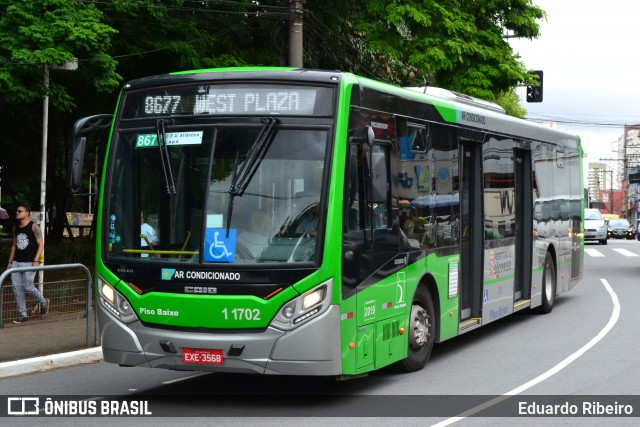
<box><xmin>584</xmin><ymin>208</ymin><xmax>608</xmax><ymax>244</ymax></box>
<box><xmin>607</xmin><ymin>218</ymin><xmax>634</xmax><ymax>239</ymax></box>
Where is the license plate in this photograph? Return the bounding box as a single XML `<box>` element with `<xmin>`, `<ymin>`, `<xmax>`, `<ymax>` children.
<box><xmin>182</xmin><ymin>348</ymin><xmax>224</xmax><ymax>365</ymax></box>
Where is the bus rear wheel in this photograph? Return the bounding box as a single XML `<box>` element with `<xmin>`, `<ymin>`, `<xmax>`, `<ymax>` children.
<box><xmin>396</xmin><ymin>286</ymin><xmax>435</xmax><ymax>372</ymax></box>
<box><xmin>538</xmin><ymin>252</ymin><xmax>556</xmax><ymax>314</ymax></box>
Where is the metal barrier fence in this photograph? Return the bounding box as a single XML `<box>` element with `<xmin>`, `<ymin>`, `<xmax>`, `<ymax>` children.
<box><xmin>0</xmin><ymin>264</ymin><xmax>94</xmax><ymax>363</ymax></box>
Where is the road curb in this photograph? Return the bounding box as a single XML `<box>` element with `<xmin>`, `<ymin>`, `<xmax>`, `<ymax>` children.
<box><xmin>0</xmin><ymin>347</ymin><xmax>103</xmax><ymax>378</ymax></box>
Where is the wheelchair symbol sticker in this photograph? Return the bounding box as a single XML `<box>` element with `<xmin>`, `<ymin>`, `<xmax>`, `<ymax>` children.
<box><xmin>204</xmin><ymin>228</ymin><xmax>237</xmax><ymax>263</ymax></box>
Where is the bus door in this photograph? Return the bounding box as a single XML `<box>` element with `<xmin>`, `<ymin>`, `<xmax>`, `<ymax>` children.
<box><xmin>514</xmin><ymin>149</ymin><xmax>533</xmax><ymax>301</ymax></box>
<box><xmin>459</xmin><ymin>140</ymin><xmax>483</xmax><ymax>321</ymax></box>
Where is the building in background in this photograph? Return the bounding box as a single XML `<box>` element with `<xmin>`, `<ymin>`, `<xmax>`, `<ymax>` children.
<box><xmin>588</xmin><ymin>162</ymin><xmax>618</xmax><ymax>213</ymax></box>
<box><xmin>619</xmin><ymin>126</ymin><xmax>640</xmax><ymax>233</ymax></box>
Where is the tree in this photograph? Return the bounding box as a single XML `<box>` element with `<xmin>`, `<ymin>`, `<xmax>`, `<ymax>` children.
<box><xmin>0</xmin><ymin>0</ymin><xmax>120</xmax><ymax>107</ymax></box>
<box><xmin>0</xmin><ymin>0</ymin><xmax>120</xmax><ymax>238</ymax></box>
<box><xmin>302</xmin><ymin>0</ymin><xmax>545</xmax><ymax>117</ymax></box>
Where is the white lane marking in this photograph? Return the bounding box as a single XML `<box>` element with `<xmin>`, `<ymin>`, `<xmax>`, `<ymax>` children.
<box><xmin>431</xmin><ymin>278</ymin><xmax>620</xmax><ymax>426</ymax></box>
<box><xmin>612</xmin><ymin>248</ymin><xmax>639</xmax><ymax>257</ymax></box>
<box><xmin>584</xmin><ymin>248</ymin><xmax>605</xmax><ymax>257</ymax></box>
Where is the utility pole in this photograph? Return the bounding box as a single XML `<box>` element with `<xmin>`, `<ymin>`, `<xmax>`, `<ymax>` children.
<box><xmin>288</xmin><ymin>0</ymin><xmax>305</xmax><ymax>68</ymax></box>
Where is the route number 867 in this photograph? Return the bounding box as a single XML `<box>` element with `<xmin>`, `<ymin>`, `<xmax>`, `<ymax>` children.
<box><xmin>222</xmin><ymin>307</ymin><xmax>261</xmax><ymax>321</ymax></box>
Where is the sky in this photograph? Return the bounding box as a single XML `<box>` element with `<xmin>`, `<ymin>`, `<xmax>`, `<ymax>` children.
<box><xmin>509</xmin><ymin>0</ymin><xmax>640</xmax><ymax>167</ymax></box>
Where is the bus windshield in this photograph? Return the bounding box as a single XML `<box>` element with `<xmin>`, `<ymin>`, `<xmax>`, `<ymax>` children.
<box><xmin>106</xmin><ymin>121</ymin><xmax>328</xmax><ymax>265</ymax></box>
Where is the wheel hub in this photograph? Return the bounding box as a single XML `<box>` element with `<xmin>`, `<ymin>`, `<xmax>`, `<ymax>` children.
<box><xmin>409</xmin><ymin>304</ymin><xmax>430</xmax><ymax>350</ymax></box>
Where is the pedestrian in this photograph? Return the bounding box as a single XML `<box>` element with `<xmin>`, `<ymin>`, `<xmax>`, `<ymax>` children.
<box><xmin>6</xmin><ymin>204</ymin><xmax>48</xmax><ymax>323</ymax></box>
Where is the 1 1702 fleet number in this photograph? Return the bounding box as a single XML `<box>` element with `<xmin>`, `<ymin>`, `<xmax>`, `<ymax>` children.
<box><xmin>222</xmin><ymin>307</ymin><xmax>261</xmax><ymax>321</ymax></box>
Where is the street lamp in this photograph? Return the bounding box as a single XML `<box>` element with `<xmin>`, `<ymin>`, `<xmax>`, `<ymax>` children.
<box><xmin>40</xmin><ymin>58</ymin><xmax>78</xmax><ymax>242</ymax></box>
<box><xmin>38</xmin><ymin>58</ymin><xmax>77</xmax><ymax>291</ymax></box>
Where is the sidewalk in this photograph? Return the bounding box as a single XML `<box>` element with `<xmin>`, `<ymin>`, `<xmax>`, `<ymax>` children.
<box><xmin>0</xmin><ymin>265</ymin><xmax>101</xmax><ymax>377</ymax></box>
<box><xmin>0</xmin><ymin>313</ymin><xmax>102</xmax><ymax>378</ymax></box>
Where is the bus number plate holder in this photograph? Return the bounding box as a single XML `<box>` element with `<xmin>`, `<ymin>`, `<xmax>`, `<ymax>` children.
<box><xmin>182</xmin><ymin>348</ymin><xmax>224</xmax><ymax>365</ymax></box>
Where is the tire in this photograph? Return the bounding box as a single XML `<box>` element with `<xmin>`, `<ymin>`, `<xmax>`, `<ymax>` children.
<box><xmin>599</xmin><ymin>238</ymin><xmax>607</xmax><ymax>245</ymax></box>
<box><xmin>395</xmin><ymin>286</ymin><xmax>435</xmax><ymax>372</ymax></box>
<box><xmin>538</xmin><ymin>252</ymin><xmax>556</xmax><ymax>314</ymax></box>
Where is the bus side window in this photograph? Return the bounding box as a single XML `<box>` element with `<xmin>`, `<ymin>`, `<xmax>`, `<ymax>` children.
<box><xmin>345</xmin><ymin>142</ymin><xmax>391</xmax><ymax>231</ymax></box>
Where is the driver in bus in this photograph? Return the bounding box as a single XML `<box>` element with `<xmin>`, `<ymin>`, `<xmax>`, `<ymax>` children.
<box><xmin>140</xmin><ymin>212</ymin><xmax>158</xmax><ymax>257</ymax></box>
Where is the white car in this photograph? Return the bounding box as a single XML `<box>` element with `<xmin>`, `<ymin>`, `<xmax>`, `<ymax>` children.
<box><xmin>584</xmin><ymin>208</ymin><xmax>607</xmax><ymax>245</ymax></box>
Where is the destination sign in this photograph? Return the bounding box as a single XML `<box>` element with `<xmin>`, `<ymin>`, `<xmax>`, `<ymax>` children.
<box><xmin>122</xmin><ymin>84</ymin><xmax>333</xmax><ymax>118</ymax></box>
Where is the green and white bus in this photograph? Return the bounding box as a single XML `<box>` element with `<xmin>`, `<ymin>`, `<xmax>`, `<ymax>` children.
<box><xmin>71</xmin><ymin>68</ymin><xmax>583</xmax><ymax>376</ymax></box>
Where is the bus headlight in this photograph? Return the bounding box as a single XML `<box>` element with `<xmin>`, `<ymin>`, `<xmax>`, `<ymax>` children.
<box><xmin>98</xmin><ymin>276</ymin><xmax>138</xmax><ymax>324</ymax></box>
<box><xmin>101</xmin><ymin>283</ymin><xmax>115</xmax><ymax>304</ymax></box>
<box><xmin>271</xmin><ymin>279</ymin><xmax>332</xmax><ymax>331</ymax></box>
<box><xmin>302</xmin><ymin>287</ymin><xmax>325</xmax><ymax>309</ymax></box>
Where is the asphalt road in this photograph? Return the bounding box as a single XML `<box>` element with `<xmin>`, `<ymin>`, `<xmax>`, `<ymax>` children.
<box><xmin>2</xmin><ymin>239</ymin><xmax>639</xmax><ymax>426</ymax></box>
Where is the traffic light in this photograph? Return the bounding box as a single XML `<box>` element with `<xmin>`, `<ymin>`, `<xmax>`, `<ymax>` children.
<box><xmin>526</xmin><ymin>70</ymin><xmax>543</xmax><ymax>103</ymax></box>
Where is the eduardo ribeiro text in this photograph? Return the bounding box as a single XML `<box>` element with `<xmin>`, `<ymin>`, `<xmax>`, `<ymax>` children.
<box><xmin>519</xmin><ymin>400</ymin><xmax>633</xmax><ymax>416</ymax></box>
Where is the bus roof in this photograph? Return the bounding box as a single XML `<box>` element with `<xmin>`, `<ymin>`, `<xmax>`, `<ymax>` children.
<box><xmin>122</xmin><ymin>67</ymin><xmax>580</xmax><ymax>146</ymax></box>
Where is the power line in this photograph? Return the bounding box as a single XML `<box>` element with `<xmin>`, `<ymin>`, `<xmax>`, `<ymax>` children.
<box><xmin>0</xmin><ymin>11</ymin><xmax>279</xmax><ymax>67</ymax></box>
<box><xmin>80</xmin><ymin>0</ymin><xmax>290</xmax><ymax>14</ymax></box>
<box><xmin>526</xmin><ymin>113</ymin><xmax>640</xmax><ymax>129</ymax></box>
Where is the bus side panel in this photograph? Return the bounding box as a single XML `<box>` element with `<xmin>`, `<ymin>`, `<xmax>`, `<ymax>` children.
<box><xmin>352</xmin><ymin>272</ymin><xmax>411</xmax><ymax>374</ymax></box>
<box><xmin>339</xmin><ymin>252</ymin><xmax>462</xmax><ymax>374</ymax></box>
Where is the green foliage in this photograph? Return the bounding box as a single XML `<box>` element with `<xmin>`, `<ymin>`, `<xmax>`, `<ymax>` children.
<box><xmin>495</xmin><ymin>90</ymin><xmax>528</xmax><ymax>119</ymax></box>
<box><xmin>0</xmin><ymin>0</ymin><xmax>546</xmax><ymax>114</ymax></box>
<box><xmin>99</xmin><ymin>0</ymin><xmax>283</xmax><ymax>79</ymax></box>
<box><xmin>0</xmin><ymin>0</ymin><xmax>120</xmax><ymax>109</ymax></box>
<box><xmin>348</xmin><ymin>1</ymin><xmax>544</xmax><ymax>106</ymax></box>
<box><xmin>297</xmin><ymin>1</ymin><xmax>544</xmax><ymax>115</ymax></box>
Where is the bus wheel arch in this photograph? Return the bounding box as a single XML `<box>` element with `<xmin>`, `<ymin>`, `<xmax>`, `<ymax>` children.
<box><xmin>395</xmin><ymin>279</ymin><xmax>437</xmax><ymax>372</ymax></box>
<box><xmin>537</xmin><ymin>250</ymin><xmax>557</xmax><ymax>314</ymax></box>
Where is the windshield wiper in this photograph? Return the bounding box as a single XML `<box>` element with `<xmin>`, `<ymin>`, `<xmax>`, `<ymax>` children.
<box><xmin>156</xmin><ymin>119</ymin><xmax>177</xmax><ymax>194</ymax></box>
<box><xmin>226</xmin><ymin>117</ymin><xmax>279</xmax><ymax>236</ymax></box>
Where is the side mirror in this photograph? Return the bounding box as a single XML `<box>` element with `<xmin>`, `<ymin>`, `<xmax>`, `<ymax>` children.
<box><xmin>68</xmin><ymin>114</ymin><xmax>112</xmax><ymax>193</ymax></box>
<box><xmin>69</xmin><ymin>136</ymin><xmax>86</xmax><ymax>193</ymax></box>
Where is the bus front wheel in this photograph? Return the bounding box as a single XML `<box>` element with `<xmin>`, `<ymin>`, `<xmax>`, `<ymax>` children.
<box><xmin>396</xmin><ymin>286</ymin><xmax>435</xmax><ymax>372</ymax></box>
<box><xmin>538</xmin><ymin>252</ymin><xmax>556</xmax><ymax>314</ymax></box>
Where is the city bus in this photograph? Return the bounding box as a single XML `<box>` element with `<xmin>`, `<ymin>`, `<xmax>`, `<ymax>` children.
<box><xmin>70</xmin><ymin>67</ymin><xmax>583</xmax><ymax>377</ymax></box>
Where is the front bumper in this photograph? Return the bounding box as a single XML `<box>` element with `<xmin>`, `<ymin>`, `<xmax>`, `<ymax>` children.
<box><xmin>584</xmin><ymin>229</ymin><xmax>607</xmax><ymax>241</ymax></box>
<box><xmin>608</xmin><ymin>229</ymin><xmax>633</xmax><ymax>239</ymax></box>
<box><xmin>97</xmin><ymin>303</ymin><xmax>342</xmax><ymax>376</ymax></box>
